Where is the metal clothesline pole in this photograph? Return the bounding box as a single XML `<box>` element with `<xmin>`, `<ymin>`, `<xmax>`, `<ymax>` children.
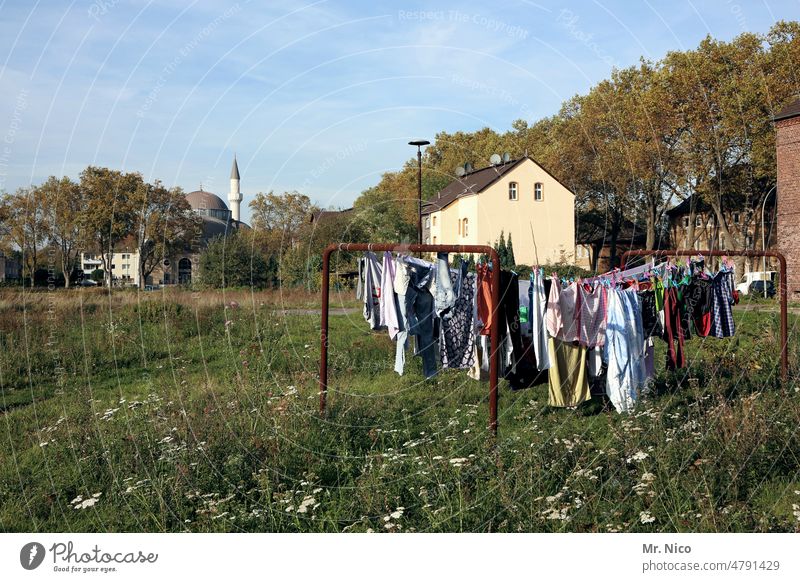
<box><xmin>320</xmin><ymin>243</ymin><xmax>503</xmax><ymax>435</ymax></box>
<box><xmin>620</xmin><ymin>249</ymin><xmax>789</xmax><ymax>382</ymax></box>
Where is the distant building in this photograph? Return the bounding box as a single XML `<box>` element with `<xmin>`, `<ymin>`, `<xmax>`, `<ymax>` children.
<box><xmin>79</xmin><ymin>156</ymin><xmax>249</xmax><ymax>287</ymax></box>
<box><xmin>0</xmin><ymin>251</ymin><xmax>21</xmax><ymax>282</ymax></box>
<box><xmin>575</xmin><ymin>216</ymin><xmax>649</xmax><ymax>272</ymax></box>
<box><xmin>665</xmin><ymin>190</ymin><xmax>777</xmax><ymax>275</ymax></box>
<box><xmin>775</xmin><ymin>97</ymin><xmax>800</xmax><ymax>299</ymax></box>
<box><xmin>309</xmin><ymin>208</ymin><xmax>353</xmax><ymax>224</ymax></box>
<box><xmin>421</xmin><ymin>156</ymin><xmax>576</xmax><ymax>266</ymax></box>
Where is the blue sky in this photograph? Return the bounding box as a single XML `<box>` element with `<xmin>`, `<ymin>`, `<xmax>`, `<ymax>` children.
<box><xmin>0</xmin><ymin>0</ymin><xmax>797</xmax><ymax>222</ymax></box>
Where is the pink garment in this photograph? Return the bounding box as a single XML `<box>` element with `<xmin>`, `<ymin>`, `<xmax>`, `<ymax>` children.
<box><xmin>546</xmin><ymin>275</ymin><xmax>562</xmax><ymax>338</ymax></box>
<box><xmin>577</xmin><ymin>283</ymin><xmax>607</xmax><ymax>348</ymax></box>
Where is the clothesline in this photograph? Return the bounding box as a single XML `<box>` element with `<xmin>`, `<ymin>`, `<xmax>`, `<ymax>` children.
<box><xmin>355</xmin><ymin>250</ymin><xmax>738</xmax><ymax>415</ymax></box>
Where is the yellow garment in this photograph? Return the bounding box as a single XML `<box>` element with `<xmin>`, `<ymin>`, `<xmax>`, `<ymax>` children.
<box><xmin>547</xmin><ymin>337</ymin><xmax>590</xmax><ymax>407</ymax></box>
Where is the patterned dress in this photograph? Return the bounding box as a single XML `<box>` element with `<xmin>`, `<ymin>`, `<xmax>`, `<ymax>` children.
<box><xmin>440</xmin><ymin>273</ymin><xmax>476</xmax><ymax>369</ymax></box>
<box><xmin>710</xmin><ymin>271</ymin><xmax>736</xmax><ymax>338</ymax></box>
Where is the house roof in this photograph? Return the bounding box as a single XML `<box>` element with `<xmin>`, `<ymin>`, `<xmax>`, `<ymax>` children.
<box><xmin>309</xmin><ymin>207</ymin><xmax>353</xmax><ymax>223</ymax></box>
<box><xmin>774</xmin><ymin>97</ymin><xmax>800</xmax><ymax>122</ymax></box>
<box><xmin>665</xmin><ymin>189</ymin><xmax>776</xmax><ymax>217</ymax></box>
<box><xmin>186</xmin><ymin>189</ymin><xmax>229</xmax><ymax>211</ymax></box>
<box><xmin>576</xmin><ymin>213</ymin><xmax>647</xmax><ymax>246</ymax></box>
<box><xmin>421</xmin><ymin>156</ymin><xmax>575</xmax><ymax>214</ymax></box>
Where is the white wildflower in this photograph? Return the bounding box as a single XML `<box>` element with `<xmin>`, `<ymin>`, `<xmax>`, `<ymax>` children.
<box><xmin>640</xmin><ymin>511</ymin><xmax>655</xmax><ymax>524</ymax></box>
<box><xmin>296</xmin><ymin>496</ymin><xmax>317</xmax><ymax>514</ymax></box>
<box><xmin>627</xmin><ymin>451</ymin><xmax>649</xmax><ymax>463</ymax></box>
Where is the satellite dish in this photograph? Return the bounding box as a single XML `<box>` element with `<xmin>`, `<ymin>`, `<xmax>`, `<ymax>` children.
<box><xmin>455</xmin><ymin>166</ymin><xmax>466</xmax><ymax>177</ymax></box>
<box><xmin>464</xmin><ymin>162</ymin><xmax>473</xmax><ymax>173</ymax></box>
<box><xmin>490</xmin><ymin>154</ymin><xmax>501</xmax><ymax>165</ymax></box>
<box><xmin>502</xmin><ymin>153</ymin><xmax>511</xmax><ymax>163</ymax></box>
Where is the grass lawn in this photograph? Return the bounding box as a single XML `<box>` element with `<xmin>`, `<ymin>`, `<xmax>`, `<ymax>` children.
<box><xmin>0</xmin><ymin>285</ymin><xmax>799</xmax><ymax>532</ymax></box>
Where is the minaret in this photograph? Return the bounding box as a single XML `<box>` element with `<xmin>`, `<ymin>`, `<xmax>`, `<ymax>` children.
<box><xmin>229</xmin><ymin>155</ymin><xmax>242</xmax><ymax>222</ymax></box>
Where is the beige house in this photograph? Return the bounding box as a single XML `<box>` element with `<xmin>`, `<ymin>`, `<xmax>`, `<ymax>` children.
<box><xmin>421</xmin><ymin>156</ymin><xmax>575</xmax><ymax>265</ymax></box>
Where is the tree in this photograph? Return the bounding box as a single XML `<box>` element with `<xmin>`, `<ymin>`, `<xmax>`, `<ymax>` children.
<box><xmin>352</xmin><ymin>184</ymin><xmax>417</xmax><ymax>243</ymax></box>
<box><xmin>249</xmin><ymin>190</ymin><xmax>318</xmax><ymax>254</ymax></box>
<box><xmin>133</xmin><ymin>182</ymin><xmax>201</xmax><ymax>289</ymax></box>
<box><xmin>80</xmin><ymin>167</ymin><xmax>141</xmax><ymax>287</ymax></box>
<box><xmin>506</xmin><ymin>232</ymin><xmax>516</xmax><ymax>267</ymax></box>
<box><xmin>38</xmin><ymin>176</ymin><xmax>84</xmax><ymax>288</ymax></box>
<box><xmin>0</xmin><ymin>187</ymin><xmax>49</xmax><ymax>282</ymax></box>
<box><xmin>495</xmin><ymin>231</ymin><xmax>508</xmax><ymax>267</ymax></box>
<box><xmin>199</xmin><ymin>231</ymin><xmax>270</xmax><ymax>288</ymax></box>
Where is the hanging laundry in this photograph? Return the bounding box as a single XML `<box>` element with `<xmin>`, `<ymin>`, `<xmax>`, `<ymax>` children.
<box><xmin>710</xmin><ymin>270</ymin><xmax>736</xmax><ymax>338</ymax></box>
<box><xmin>404</xmin><ymin>260</ymin><xmax>438</xmax><ymax>379</ymax></box>
<box><xmin>638</xmin><ymin>288</ymin><xmax>663</xmax><ymax>338</ymax></box>
<box><xmin>499</xmin><ymin>270</ymin><xmax>524</xmax><ymax>374</ymax></box>
<box><xmin>547</xmin><ymin>337</ymin><xmax>590</xmax><ymax>407</ymax></box>
<box><xmin>476</xmin><ymin>263</ymin><xmax>495</xmax><ymax>336</ymax></box>
<box><xmin>685</xmin><ymin>276</ymin><xmax>713</xmax><ymax>337</ymax></box>
<box><xmin>530</xmin><ymin>269</ymin><xmax>551</xmax><ymax>371</ymax></box>
<box><xmin>440</xmin><ymin>273</ymin><xmax>476</xmax><ymax>369</ymax></box>
<box><xmin>577</xmin><ymin>282</ymin><xmax>608</xmax><ymax>348</ymax></box>
<box><xmin>393</xmin><ymin>258</ymin><xmax>411</xmax><ymax>376</ymax></box>
<box><xmin>517</xmin><ymin>278</ymin><xmax>532</xmax><ymax>337</ymax></box>
<box><xmin>356</xmin><ymin>257</ymin><xmax>365</xmax><ymax>300</ymax></box>
<box><xmin>452</xmin><ymin>258</ymin><xmax>469</xmax><ymax>299</ymax></box>
<box><xmin>380</xmin><ymin>252</ymin><xmax>401</xmax><ymax>340</ymax></box>
<box><xmin>434</xmin><ymin>252</ymin><xmax>457</xmax><ymax>317</ymax></box>
<box><xmin>361</xmin><ymin>252</ymin><xmax>384</xmax><ymax>330</ymax></box>
<box><xmin>663</xmin><ymin>286</ymin><xmax>686</xmax><ymax>370</ymax></box>
<box><xmin>604</xmin><ymin>288</ymin><xmax>647</xmax><ymax>413</ymax></box>
<box><xmin>547</xmin><ymin>279</ymin><xmax>580</xmax><ymax>343</ymax></box>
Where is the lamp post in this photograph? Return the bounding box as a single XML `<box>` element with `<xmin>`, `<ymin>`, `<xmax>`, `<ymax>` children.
<box><xmin>409</xmin><ymin>139</ymin><xmax>430</xmax><ymax>245</ymax></box>
<box><xmin>761</xmin><ymin>185</ymin><xmax>776</xmax><ymax>299</ymax></box>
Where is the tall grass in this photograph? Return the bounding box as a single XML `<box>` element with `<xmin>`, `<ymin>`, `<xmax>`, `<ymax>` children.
<box><xmin>0</xmin><ymin>288</ymin><xmax>798</xmax><ymax>532</ymax></box>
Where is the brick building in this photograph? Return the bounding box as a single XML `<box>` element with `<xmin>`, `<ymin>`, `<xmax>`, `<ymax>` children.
<box><xmin>775</xmin><ymin>98</ymin><xmax>800</xmax><ymax>300</ymax></box>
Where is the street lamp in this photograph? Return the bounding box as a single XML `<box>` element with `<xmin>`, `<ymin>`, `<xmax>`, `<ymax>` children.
<box><xmin>409</xmin><ymin>139</ymin><xmax>430</xmax><ymax>245</ymax></box>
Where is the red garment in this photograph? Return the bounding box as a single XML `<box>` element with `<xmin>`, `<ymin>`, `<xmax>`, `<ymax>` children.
<box><xmin>694</xmin><ymin>311</ymin><xmax>711</xmax><ymax>337</ymax></box>
<box><xmin>664</xmin><ymin>287</ymin><xmax>686</xmax><ymax>370</ymax></box>
<box><xmin>476</xmin><ymin>263</ymin><xmax>494</xmax><ymax>336</ymax></box>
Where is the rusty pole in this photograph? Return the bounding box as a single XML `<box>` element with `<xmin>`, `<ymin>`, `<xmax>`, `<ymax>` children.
<box><xmin>620</xmin><ymin>249</ymin><xmax>789</xmax><ymax>382</ymax></box>
<box><xmin>319</xmin><ymin>243</ymin><xmax>502</xmax><ymax>435</ymax></box>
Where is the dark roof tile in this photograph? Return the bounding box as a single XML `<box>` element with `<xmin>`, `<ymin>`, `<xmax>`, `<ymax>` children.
<box><xmin>774</xmin><ymin>98</ymin><xmax>800</xmax><ymax>122</ymax></box>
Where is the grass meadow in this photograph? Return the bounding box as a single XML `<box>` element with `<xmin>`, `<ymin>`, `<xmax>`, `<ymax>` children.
<box><xmin>0</xmin><ymin>286</ymin><xmax>799</xmax><ymax>532</ymax></box>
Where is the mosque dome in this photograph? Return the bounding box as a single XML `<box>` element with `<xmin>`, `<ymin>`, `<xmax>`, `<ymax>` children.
<box><xmin>186</xmin><ymin>189</ymin><xmax>229</xmax><ymax>212</ymax></box>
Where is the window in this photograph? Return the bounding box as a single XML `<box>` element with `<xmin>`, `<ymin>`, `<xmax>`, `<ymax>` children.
<box><xmin>433</xmin><ymin>236</ymin><xmax>437</xmax><ymax>244</ymax></box>
<box><xmin>733</xmin><ymin>212</ymin><xmax>740</xmax><ymax>225</ymax></box>
<box><xmin>462</xmin><ymin>218</ymin><xmax>469</xmax><ymax>237</ymax></box>
<box><xmin>425</xmin><ymin>217</ymin><xmax>430</xmax><ymax>228</ymax></box>
<box><xmin>432</xmin><ymin>216</ymin><xmax>437</xmax><ymax>226</ymax></box>
<box><xmin>683</xmin><ymin>217</ymin><xmax>689</xmax><ymax>228</ymax></box>
<box><xmin>695</xmin><ymin>215</ymin><xmax>702</xmax><ymax>227</ymax></box>
<box><xmin>534</xmin><ymin>182</ymin><xmax>543</xmax><ymax>201</ymax></box>
<box><xmin>508</xmin><ymin>182</ymin><xmax>518</xmax><ymax>201</ymax></box>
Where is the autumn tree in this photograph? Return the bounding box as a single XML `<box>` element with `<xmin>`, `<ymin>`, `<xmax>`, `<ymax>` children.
<box><xmin>0</xmin><ymin>187</ymin><xmax>49</xmax><ymax>282</ymax></box>
<box><xmin>80</xmin><ymin>167</ymin><xmax>141</xmax><ymax>287</ymax></box>
<box><xmin>249</xmin><ymin>190</ymin><xmax>318</xmax><ymax>254</ymax></box>
<box><xmin>38</xmin><ymin>176</ymin><xmax>85</xmax><ymax>287</ymax></box>
<box><xmin>133</xmin><ymin>182</ymin><xmax>201</xmax><ymax>289</ymax></box>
